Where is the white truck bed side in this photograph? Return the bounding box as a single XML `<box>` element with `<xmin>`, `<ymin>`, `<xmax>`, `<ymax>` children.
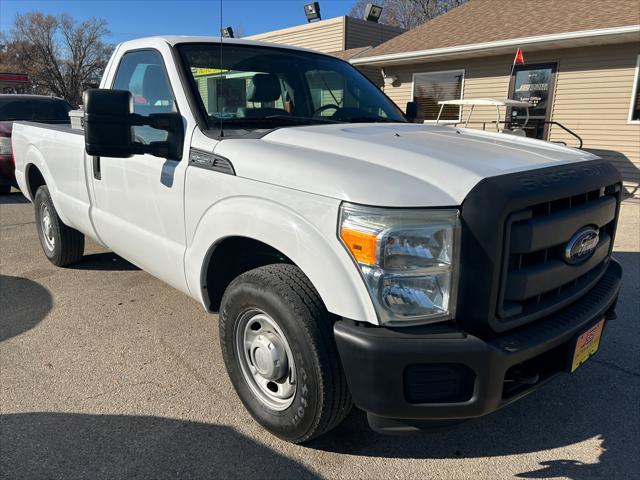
<box><xmin>12</xmin><ymin>122</ymin><xmax>101</xmax><ymax>244</ymax></box>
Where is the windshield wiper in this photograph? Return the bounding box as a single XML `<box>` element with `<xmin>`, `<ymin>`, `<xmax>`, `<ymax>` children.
<box><xmin>337</xmin><ymin>116</ymin><xmax>401</xmax><ymax>124</ymax></box>
<box><xmin>265</xmin><ymin>115</ymin><xmax>338</xmax><ymax>125</ymax></box>
<box><xmin>211</xmin><ymin>115</ymin><xmax>338</xmax><ymax>129</ymax></box>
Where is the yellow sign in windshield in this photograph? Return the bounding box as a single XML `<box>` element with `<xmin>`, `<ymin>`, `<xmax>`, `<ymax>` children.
<box><xmin>191</xmin><ymin>67</ymin><xmax>228</xmax><ymax>77</ymax></box>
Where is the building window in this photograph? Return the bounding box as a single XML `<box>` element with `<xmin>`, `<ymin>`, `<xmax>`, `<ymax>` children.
<box><xmin>629</xmin><ymin>55</ymin><xmax>640</xmax><ymax>123</ymax></box>
<box><xmin>412</xmin><ymin>70</ymin><xmax>464</xmax><ymax>122</ymax></box>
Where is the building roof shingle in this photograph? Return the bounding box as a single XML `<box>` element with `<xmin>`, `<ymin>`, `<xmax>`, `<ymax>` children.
<box><xmin>329</xmin><ymin>46</ymin><xmax>374</xmax><ymax>60</ymax></box>
<box><xmin>362</xmin><ymin>0</ymin><xmax>640</xmax><ymax>58</ymax></box>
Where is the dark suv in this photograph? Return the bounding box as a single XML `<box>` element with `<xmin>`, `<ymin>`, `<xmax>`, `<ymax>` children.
<box><xmin>0</xmin><ymin>94</ymin><xmax>73</xmax><ymax>194</ymax></box>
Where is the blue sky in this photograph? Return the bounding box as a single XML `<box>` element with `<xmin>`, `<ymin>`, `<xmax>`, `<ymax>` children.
<box><xmin>0</xmin><ymin>0</ymin><xmax>357</xmax><ymax>43</ymax></box>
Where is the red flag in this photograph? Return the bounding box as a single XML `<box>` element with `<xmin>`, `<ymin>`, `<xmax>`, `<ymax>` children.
<box><xmin>513</xmin><ymin>48</ymin><xmax>525</xmax><ymax>65</ymax></box>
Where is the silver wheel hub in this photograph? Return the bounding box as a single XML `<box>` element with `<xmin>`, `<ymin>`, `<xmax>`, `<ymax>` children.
<box><xmin>235</xmin><ymin>310</ymin><xmax>296</xmax><ymax>410</ymax></box>
<box><xmin>250</xmin><ymin>332</ymin><xmax>288</xmax><ymax>380</ymax></box>
<box><xmin>40</xmin><ymin>204</ymin><xmax>55</xmax><ymax>250</ymax></box>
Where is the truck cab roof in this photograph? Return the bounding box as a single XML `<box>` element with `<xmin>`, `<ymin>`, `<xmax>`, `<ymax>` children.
<box><xmin>116</xmin><ymin>35</ymin><xmax>322</xmax><ymax>56</ymax></box>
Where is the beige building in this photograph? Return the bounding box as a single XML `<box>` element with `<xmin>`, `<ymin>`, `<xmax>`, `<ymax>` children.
<box><xmin>246</xmin><ymin>16</ymin><xmax>404</xmax><ymax>55</ymax></box>
<box><xmin>349</xmin><ymin>0</ymin><xmax>640</xmax><ymax>198</ymax></box>
<box><xmin>246</xmin><ymin>16</ymin><xmax>404</xmax><ymax>84</ymax></box>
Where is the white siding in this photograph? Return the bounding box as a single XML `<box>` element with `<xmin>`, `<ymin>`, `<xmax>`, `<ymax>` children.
<box><xmin>246</xmin><ymin>17</ymin><xmax>345</xmax><ymax>53</ymax></box>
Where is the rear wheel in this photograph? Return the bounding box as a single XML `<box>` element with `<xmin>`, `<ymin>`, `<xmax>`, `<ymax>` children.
<box><xmin>219</xmin><ymin>264</ymin><xmax>352</xmax><ymax>443</ymax></box>
<box><xmin>34</xmin><ymin>186</ymin><xmax>84</xmax><ymax>266</ymax></box>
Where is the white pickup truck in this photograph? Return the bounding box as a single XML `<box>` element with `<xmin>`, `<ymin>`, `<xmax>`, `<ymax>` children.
<box><xmin>12</xmin><ymin>36</ymin><xmax>623</xmax><ymax>443</ymax></box>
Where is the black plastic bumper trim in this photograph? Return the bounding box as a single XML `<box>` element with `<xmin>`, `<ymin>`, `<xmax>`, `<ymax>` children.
<box><xmin>334</xmin><ymin>259</ymin><xmax>622</xmax><ymax>422</ymax></box>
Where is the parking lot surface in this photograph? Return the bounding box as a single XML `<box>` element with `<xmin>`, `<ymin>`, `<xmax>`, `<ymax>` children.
<box><xmin>1</xmin><ymin>190</ymin><xmax>638</xmax><ymax>480</ymax></box>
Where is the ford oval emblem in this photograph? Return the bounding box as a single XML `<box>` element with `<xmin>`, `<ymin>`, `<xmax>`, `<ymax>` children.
<box><xmin>564</xmin><ymin>227</ymin><xmax>599</xmax><ymax>265</ymax></box>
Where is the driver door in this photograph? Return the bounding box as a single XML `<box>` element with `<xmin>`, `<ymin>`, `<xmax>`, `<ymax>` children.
<box><xmin>90</xmin><ymin>49</ymin><xmax>189</xmax><ymax>293</ymax></box>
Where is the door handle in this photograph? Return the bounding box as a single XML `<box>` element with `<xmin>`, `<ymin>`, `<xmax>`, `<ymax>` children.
<box><xmin>93</xmin><ymin>156</ymin><xmax>101</xmax><ymax>180</ymax></box>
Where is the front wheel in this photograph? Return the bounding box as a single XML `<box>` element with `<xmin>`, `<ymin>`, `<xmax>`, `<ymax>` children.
<box><xmin>34</xmin><ymin>186</ymin><xmax>84</xmax><ymax>266</ymax></box>
<box><xmin>219</xmin><ymin>264</ymin><xmax>352</xmax><ymax>443</ymax></box>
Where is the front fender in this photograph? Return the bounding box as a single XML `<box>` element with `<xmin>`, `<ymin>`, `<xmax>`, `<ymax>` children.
<box><xmin>184</xmin><ymin>195</ymin><xmax>378</xmax><ymax>325</ymax></box>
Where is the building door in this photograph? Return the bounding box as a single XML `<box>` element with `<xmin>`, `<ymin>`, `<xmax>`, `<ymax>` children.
<box><xmin>509</xmin><ymin>63</ymin><xmax>556</xmax><ymax>140</ymax></box>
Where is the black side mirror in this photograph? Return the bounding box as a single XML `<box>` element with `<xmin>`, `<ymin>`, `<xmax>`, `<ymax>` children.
<box><xmin>405</xmin><ymin>101</ymin><xmax>419</xmax><ymax>123</ymax></box>
<box><xmin>83</xmin><ymin>89</ymin><xmax>183</xmax><ymax>160</ymax></box>
<box><xmin>84</xmin><ymin>89</ymin><xmax>133</xmax><ymax>157</ymax></box>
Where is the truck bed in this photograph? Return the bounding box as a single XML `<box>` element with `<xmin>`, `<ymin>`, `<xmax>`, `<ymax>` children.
<box><xmin>12</xmin><ymin>121</ymin><xmax>100</xmax><ymax>243</ymax></box>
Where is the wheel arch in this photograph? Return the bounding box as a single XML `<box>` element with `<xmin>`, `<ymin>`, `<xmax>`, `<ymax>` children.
<box><xmin>202</xmin><ymin>235</ymin><xmax>294</xmax><ymax>312</ymax></box>
<box><xmin>25</xmin><ymin>163</ymin><xmax>47</xmax><ymax>200</ymax></box>
<box><xmin>21</xmin><ymin>148</ymin><xmax>73</xmax><ymax>225</ymax></box>
<box><xmin>184</xmin><ymin>196</ymin><xmax>378</xmax><ymax>324</ymax></box>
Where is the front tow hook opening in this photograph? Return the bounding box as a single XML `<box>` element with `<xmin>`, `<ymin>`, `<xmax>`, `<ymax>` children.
<box><xmin>504</xmin><ymin>365</ymin><xmax>540</xmax><ymax>386</ymax></box>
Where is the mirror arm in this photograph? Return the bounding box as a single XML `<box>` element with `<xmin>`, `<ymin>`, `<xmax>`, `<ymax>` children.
<box><xmin>129</xmin><ymin>112</ymin><xmax>181</xmax><ymax>133</ymax></box>
<box><xmin>129</xmin><ymin>112</ymin><xmax>183</xmax><ymax>160</ymax></box>
<box><xmin>85</xmin><ymin>112</ymin><xmax>179</xmax><ymax>134</ymax></box>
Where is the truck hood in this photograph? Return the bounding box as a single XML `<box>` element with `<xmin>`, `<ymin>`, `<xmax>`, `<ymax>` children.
<box><xmin>215</xmin><ymin>123</ymin><xmax>598</xmax><ymax>207</ymax></box>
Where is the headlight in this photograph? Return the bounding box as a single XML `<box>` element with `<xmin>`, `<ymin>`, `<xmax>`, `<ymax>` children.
<box><xmin>339</xmin><ymin>203</ymin><xmax>460</xmax><ymax>326</ymax></box>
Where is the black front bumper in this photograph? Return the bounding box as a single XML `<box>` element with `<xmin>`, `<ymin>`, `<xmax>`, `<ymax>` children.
<box><xmin>334</xmin><ymin>259</ymin><xmax>622</xmax><ymax>432</ymax></box>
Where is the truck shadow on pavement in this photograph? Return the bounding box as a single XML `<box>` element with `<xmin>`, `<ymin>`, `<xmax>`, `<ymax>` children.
<box><xmin>0</xmin><ymin>412</ymin><xmax>320</xmax><ymax>480</ymax></box>
<box><xmin>310</xmin><ymin>361</ymin><xmax>637</xmax><ymax>480</ymax></box>
<box><xmin>68</xmin><ymin>252</ymin><xmax>140</xmax><ymax>271</ymax></box>
<box><xmin>0</xmin><ymin>275</ymin><xmax>52</xmax><ymax>342</ymax></box>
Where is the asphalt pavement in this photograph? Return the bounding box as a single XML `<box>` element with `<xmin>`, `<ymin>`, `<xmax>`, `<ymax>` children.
<box><xmin>1</xmin><ymin>189</ymin><xmax>638</xmax><ymax>480</ymax></box>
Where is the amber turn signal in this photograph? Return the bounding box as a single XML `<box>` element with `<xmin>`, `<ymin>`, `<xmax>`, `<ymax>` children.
<box><xmin>340</xmin><ymin>227</ymin><xmax>378</xmax><ymax>265</ymax></box>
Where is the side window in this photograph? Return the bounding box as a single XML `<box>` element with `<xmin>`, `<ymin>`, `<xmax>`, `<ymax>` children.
<box><xmin>112</xmin><ymin>50</ymin><xmax>177</xmax><ymax>144</ymax></box>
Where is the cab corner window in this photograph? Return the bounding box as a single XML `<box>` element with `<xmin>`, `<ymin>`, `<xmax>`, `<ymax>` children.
<box><xmin>112</xmin><ymin>50</ymin><xmax>177</xmax><ymax>144</ymax></box>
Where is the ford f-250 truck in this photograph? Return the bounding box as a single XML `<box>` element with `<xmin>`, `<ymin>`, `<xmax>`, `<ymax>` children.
<box><xmin>12</xmin><ymin>36</ymin><xmax>622</xmax><ymax>443</ymax></box>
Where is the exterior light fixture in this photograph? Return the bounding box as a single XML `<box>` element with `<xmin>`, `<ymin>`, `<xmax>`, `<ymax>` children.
<box><xmin>304</xmin><ymin>2</ymin><xmax>321</xmax><ymax>22</ymax></box>
<box><xmin>221</xmin><ymin>27</ymin><xmax>235</xmax><ymax>38</ymax></box>
<box><xmin>364</xmin><ymin>4</ymin><xmax>383</xmax><ymax>22</ymax></box>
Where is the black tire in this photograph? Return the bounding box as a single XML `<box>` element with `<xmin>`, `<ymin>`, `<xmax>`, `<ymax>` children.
<box><xmin>0</xmin><ymin>184</ymin><xmax>10</xmax><ymax>195</ymax></box>
<box><xmin>34</xmin><ymin>185</ymin><xmax>84</xmax><ymax>266</ymax></box>
<box><xmin>219</xmin><ymin>264</ymin><xmax>352</xmax><ymax>443</ymax></box>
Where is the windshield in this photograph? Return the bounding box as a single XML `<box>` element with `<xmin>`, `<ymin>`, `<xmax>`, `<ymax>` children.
<box><xmin>0</xmin><ymin>97</ymin><xmax>72</xmax><ymax>123</ymax></box>
<box><xmin>178</xmin><ymin>43</ymin><xmax>406</xmax><ymax>133</ymax></box>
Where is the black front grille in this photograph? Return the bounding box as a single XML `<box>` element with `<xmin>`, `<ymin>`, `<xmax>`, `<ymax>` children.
<box><xmin>497</xmin><ymin>184</ymin><xmax>620</xmax><ymax>325</ymax></box>
<box><xmin>458</xmin><ymin>160</ymin><xmax>622</xmax><ymax>334</ymax></box>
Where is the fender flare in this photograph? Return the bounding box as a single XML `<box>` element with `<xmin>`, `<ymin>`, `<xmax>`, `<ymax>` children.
<box><xmin>184</xmin><ymin>196</ymin><xmax>378</xmax><ymax>325</ymax></box>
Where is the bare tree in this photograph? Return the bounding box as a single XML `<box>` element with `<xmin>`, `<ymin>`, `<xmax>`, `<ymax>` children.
<box><xmin>1</xmin><ymin>12</ymin><xmax>113</xmax><ymax>105</ymax></box>
<box><xmin>350</xmin><ymin>0</ymin><xmax>466</xmax><ymax>30</ymax></box>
